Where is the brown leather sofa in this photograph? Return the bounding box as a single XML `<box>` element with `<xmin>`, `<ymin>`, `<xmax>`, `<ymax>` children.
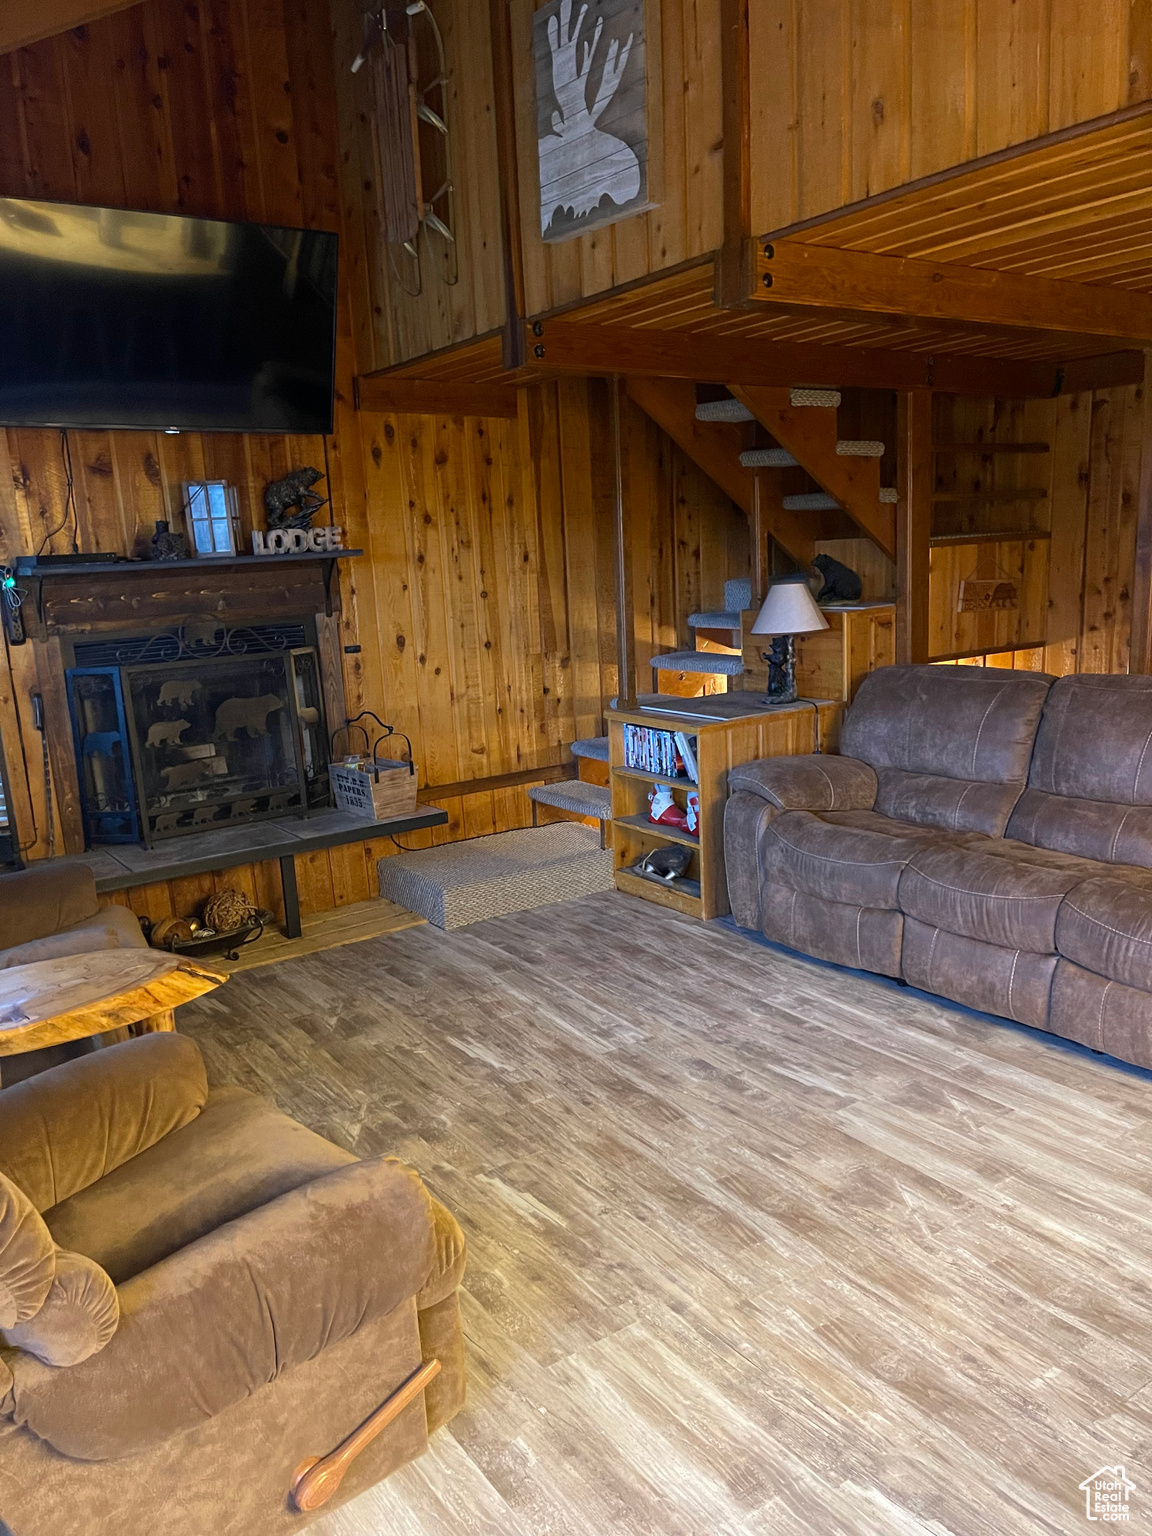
<box><xmin>0</xmin><ymin>1032</ymin><xmax>466</xmax><ymax>1536</ymax></box>
<box><xmin>725</xmin><ymin>665</ymin><xmax>1152</xmax><ymax>1069</ymax></box>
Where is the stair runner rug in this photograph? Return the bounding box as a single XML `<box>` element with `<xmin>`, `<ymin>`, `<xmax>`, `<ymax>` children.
<box><xmin>377</xmin><ymin>823</ymin><xmax>613</xmax><ymax>930</ymax></box>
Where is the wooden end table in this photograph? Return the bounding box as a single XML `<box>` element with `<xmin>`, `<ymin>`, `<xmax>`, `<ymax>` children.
<box><xmin>0</xmin><ymin>950</ymin><xmax>226</xmax><ymax>1059</ymax></box>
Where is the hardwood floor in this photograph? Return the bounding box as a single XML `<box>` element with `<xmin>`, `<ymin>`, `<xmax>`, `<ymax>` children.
<box><xmin>177</xmin><ymin>891</ymin><xmax>1152</xmax><ymax>1535</ymax></box>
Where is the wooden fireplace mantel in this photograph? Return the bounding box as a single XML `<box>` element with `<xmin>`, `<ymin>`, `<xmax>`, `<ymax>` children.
<box><xmin>13</xmin><ymin>550</ymin><xmax>361</xmax><ymax>637</ymax></box>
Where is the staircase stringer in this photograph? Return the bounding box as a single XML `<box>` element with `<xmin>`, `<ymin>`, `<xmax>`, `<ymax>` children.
<box><xmin>624</xmin><ymin>377</ymin><xmax>818</xmax><ymax>567</ymax></box>
<box><xmin>730</xmin><ymin>385</ymin><xmax>897</xmax><ymax>560</ymax></box>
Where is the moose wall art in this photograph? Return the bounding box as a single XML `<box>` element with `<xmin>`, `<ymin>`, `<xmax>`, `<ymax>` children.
<box><xmin>534</xmin><ymin>0</ymin><xmax>650</xmax><ymax>241</ymax></box>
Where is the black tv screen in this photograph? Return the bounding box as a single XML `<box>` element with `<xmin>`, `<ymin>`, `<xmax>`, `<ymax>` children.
<box><xmin>0</xmin><ymin>198</ymin><xmax>338</xmax><ymax>433</ymax></box>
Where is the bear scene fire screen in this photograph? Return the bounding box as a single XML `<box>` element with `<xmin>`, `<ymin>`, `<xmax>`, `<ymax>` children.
<box><xmin>65</xmin><ymin>625</ymin><xmax>330</xmax><ymax>846</ymax></box>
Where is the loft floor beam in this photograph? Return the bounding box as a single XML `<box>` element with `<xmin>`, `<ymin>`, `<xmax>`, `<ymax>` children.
<box><xmin>521</xmin><ymin>318</ymin><xmax>1141</xmax><ymax>399</ymax></box>
<box><xmin>753</xmin><ymin>241</ymin><xmax>1152</xmax><ymax>347</ymax></box>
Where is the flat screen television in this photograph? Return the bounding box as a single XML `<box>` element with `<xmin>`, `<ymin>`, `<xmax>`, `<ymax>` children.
<box><xmin>0</xmin><ymin>198</ymin><xmax>338</xmax><ymax>434</ymax></box>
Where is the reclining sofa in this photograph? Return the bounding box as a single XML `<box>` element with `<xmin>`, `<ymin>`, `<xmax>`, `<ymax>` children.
<box><xmin>725</xmin><ymin>665</ymin><xmax>1152</xmax><ymax>1069</ymax></box>
<box><xmin>0</xmin><ymin>1032</ymin><xmax>466</xmax><ymax>1536</ymax></box>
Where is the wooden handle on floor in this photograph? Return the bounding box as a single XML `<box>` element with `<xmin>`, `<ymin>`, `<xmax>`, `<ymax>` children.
<box><xmin>289</xmin><ymin>1358</ymin><xmax>441</xmax><ymax>1513</ymax></box>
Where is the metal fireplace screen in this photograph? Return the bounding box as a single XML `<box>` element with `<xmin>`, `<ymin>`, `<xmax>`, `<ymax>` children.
<box><xmin>67</xmin><ymin>648</ymin><xmax>329</xmax><ymax>845</ymax></box>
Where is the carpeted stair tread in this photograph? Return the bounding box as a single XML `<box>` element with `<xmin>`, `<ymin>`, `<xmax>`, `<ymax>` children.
<box><xmin>695</xmin><ymin>398</ymin><xmax>754</xmax><ymax>423</ymax></box>
<box><xmin>570</xmin><ymin>735</ymin><xmax>609</xmax><ymax>761</ymax></box>
<box><xmin>651</xmin><ymin>650</ymin><xmax>746</xmax><ymax>675</ymax></box>
<box><xmin>688</xmin><ymin>611</ymin><xmax>743</xmax><ymax>629</ymax></box>
<box><xmin>528</xmin><ymin>781</ymin><xmax>611</xmax><ymax>819</ymax></box>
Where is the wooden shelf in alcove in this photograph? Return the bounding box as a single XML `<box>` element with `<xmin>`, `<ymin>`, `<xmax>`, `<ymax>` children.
<box><xmin>932</xmin><ymin>442</ymin><xmax>1050</xmax><ymax>454</ymax></box>
<box><xmin>931</xmin><ymin>489</ymin><xmax>1049</xmax><ymax>505</ymax></box>
<box><xmin>929</xmin><ymin>530</ymin><xmax>1052</xmax><ymax>547</ymax></box>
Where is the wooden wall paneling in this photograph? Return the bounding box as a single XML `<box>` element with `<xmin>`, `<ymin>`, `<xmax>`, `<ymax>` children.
<box><xmin>649</xmin><ymin>0</ymin><xmax>686</xmax><ymax>268</ymax></box>
<box><xmin>909</xmin><ymin>0</ymin><xmax>975</xmax><ymax>180</ymax></box>
<box><xmin>14</xmin><ymin>37</ymin><xmax>76</xmax><ymax>200</ymax></box>
<box><xmin>1048</xmin><ymin>0</ymin><xmax>1127</xmax><ymax>133</ymax></box>
<box><xmin>747</xmin><ymin>0</ymin><xmax>794</xmax><ymax>235</ymax></box>
<box><xmin>972</xmin><ymin>0</ymin><xmax>1047</xmax><ymax>156</ymax></box>
<box><xmin>848</xmin><ymin>0</ymin><xmax>908</xmax><ymax>200</ymax></box>
<box><xmin>520</xmin><ymin>384</ymin><xmax>577</xmax><ymax>753</ymax></box>
<box><xmin>682</xmin><ymin>0</ymin><xmax>724</xmax><ymax>260</ymax></box>
<box><xmin>1044</xmin><ymin>392</ymin><xmax>1092</xmax><ymax>676</ymax></box>
<box><xmin>108</xmin><ymin>5</ymin><xmax>179</xmax><ymax>210</ymax></box>
<box><xmin>509</xmin><ymin>0</ymin><xmax>724</xmax><ymax>318</ymax></box>
<box><xmin>1134</xmin><ymin>365</ymin><xmax>1152</xmax><ymax>674</ymax></box>
<box><xmin>330</xmin><ymin>0</ymin><xmax>388</xmax><ymax>373</ymax></box>
<box><xmin>749</xmin><ymin>0</ymin><xmax>1152</xmax><ymax>233</ymax></box>
<box><xmin>1081</xmin><ymin>386</ymin><xmax>1143</xmax><ymax>673</ymax></box>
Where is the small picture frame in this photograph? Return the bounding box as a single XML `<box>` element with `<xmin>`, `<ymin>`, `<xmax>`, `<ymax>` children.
<box><xmin>182</xmin><ymin>481</ymin><xmax>241</xmax><ymax>557</ymax></box>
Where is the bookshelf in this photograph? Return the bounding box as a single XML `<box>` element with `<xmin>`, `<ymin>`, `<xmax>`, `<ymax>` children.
<box><xmin>607</xmin><ymin>694</ymin><xmax>840</xmax><ymax>920</ymax></box>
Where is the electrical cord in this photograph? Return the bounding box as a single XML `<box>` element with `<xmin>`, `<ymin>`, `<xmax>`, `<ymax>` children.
<box><xmin>35</xmin><ymin>431</ymin><xmax>80</xmax><ymax>555</ymax></box>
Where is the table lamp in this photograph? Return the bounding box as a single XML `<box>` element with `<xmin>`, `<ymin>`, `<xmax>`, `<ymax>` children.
<box><xmin>750</xmin><ymin>573</ymin><xmax>829</xmax><ymax>704</ymax></box>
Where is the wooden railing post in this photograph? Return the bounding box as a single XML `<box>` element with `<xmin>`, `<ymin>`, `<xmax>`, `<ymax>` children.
<box><xmin>897</xmin><ymin>390</ymin><xmax>933</xmax><ymax>663</ymax></box>
<box><xmin>1130</xmin><ymin>350</ymin><xmax>1152</xmax><ymax>673</ymax></box>
<box><xmin>612</xmin><ymin>377</ymin><xmax>637</xmax><ymax>708</ymax></box>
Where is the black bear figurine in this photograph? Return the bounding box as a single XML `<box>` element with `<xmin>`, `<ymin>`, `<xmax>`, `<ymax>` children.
<box><xmin>812</xmin><ymin>553</ymin><xmax>863</xmax><ymax>603</ymax></box>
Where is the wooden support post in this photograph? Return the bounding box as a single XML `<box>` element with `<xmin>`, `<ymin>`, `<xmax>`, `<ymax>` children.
<box><xmin>488</xmin><ymin>0</ymin><xmax>526</xmax><ymax>368</ymax></box>
<box><xmin>611</xmin><ymin>377</ymin><xmax>637</xmax><ymax>710</ymax></box>
<box><xmin>716</xmin><ymin>0</ymin><xmax>752</xmax><ymax>308</ymax></box>
<box><xmin>1131</xmin><ymin>351</ymin><xmax>1152</xmax><ymax>674</ymax></box>
<box><xmin>279</xmin><ymin>854</ymin><xmax>302</xmax><ymax>940</ymax></box>
<box><xmin>751</xmin><ymin>472</ymin><xmax>770</xmax><ymax>605</ymax></box>
<box><xmin>897</xmin><ymin>391</ymin><xmax>933</xmax><ymax>664</ymax></box>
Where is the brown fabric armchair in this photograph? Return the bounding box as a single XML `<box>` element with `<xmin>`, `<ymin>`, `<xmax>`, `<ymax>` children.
<box><xmin>0</xmin><ymin>1033</ymin><xmax>466</xmax><ymax>1536</ymax></box>
<box><xmin>0</xmin><ymin>863</ymin><xmax>147</xmax><ymax>971</ymax></box>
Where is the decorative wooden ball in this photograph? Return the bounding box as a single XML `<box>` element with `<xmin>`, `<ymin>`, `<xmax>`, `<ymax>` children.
<box><xmin>150</xmin><ymin>916</ymin><xmax>194</xmax><ymax>950</ymax></box>
<box><xmin>201</xmin><ymin>888</ymin><xmax>256</xmax><ymax>934</ymax></box>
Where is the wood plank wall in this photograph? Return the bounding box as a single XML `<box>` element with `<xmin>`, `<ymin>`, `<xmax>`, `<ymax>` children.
<box><xmin>0</xmin><ymin>0</ymin><xmax>749</xmax><ymax>927</ymax></box>
<box><xmin>347</xmin><ymin>0</ymin><xmax>727</xmax><ymax>364</ymax></box>
<box><xmin>752</xmin><ymin>0</ymin><xmax>1152</xmax><ymax>231</ymax></box>
<box><xmin>924</xmin><ymin>387</ymin><xmax>1143</xmax><ymax>672</ymax></box>
<box><xmin>330</xmin><ymin>0</ymin><xmax>506</xmax><ymax>370</ymax></box>
<box><xmin>0</xmin><ymin>0</ymin><xmax>348</xmax><ymax>878</ymax></box>
<box><xmin>509</xmin><ymin>0</ymin><xmax>725</xmax><ymax>321</ymax></box>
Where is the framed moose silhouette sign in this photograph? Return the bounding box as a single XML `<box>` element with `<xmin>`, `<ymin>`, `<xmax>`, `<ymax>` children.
<box><xmin>534</xmin><ymin>0</ymin><xmax>651</xmax><ymax>241</ymax></box>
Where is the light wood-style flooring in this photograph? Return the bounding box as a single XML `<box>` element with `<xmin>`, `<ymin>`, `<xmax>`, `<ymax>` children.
<box><xmin>178</xmin><ymin>892</ymin><xmax>1152</xmax><ymax>1535</ymax></box>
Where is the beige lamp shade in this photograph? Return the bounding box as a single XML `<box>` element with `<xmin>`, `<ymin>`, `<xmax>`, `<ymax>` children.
<box><xmin>750</xmin><ymin>576</ymin><xmax>830</xmax><ymax>637</ymax></box>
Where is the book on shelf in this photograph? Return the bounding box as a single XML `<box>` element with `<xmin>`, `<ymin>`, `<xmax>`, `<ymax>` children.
<box><xmin>621</xmin><ymin>723</ymin><xmax>698</xmax><ymax>783</ymax></box>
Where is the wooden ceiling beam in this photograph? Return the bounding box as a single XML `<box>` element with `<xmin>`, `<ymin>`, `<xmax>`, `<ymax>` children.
<box><xmin>624</xmin><ymin>377</ymin><xmax>818</xmax><ymax>567</ymax></box>
<box><xmin>355</xmin><ymin>376</ymin><xmax>520</xmax><ymax>419</ymax></box>
<box><xmin>523</xmin><ymin>318</ymin><xmax>1143</xmax><ymax>398</ymax></box>
<box><xmin>752</xmin><ymin>241</ymin><xmax>1152</xmax><ymax>346</ymax></box>
<box><xmin>0</xmin><ymin>0</ymin><xmax>136</xmax><ymax>53</ymax></box>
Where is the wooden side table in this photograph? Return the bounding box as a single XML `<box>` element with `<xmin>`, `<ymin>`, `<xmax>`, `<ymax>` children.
<box><xmin>608</xmin><ymin>693</ymin><xmax>840</xmax><ymax>920</ymax></box>
<box><xmin>0</xmin><ymin>951</ymin><xmax>226</xmax><ymax>1059</ymax></box>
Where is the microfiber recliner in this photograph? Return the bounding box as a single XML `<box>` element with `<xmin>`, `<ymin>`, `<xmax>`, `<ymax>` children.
<box><xmin>0</xmin><ymin>1032</ymin><xmax>466</xmax><ymax>1536</ymax></box>
<box><xmin>725</xmin><ymin>665</ymin><xmax>1152</xmax><ymax>1069</ymax></box>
